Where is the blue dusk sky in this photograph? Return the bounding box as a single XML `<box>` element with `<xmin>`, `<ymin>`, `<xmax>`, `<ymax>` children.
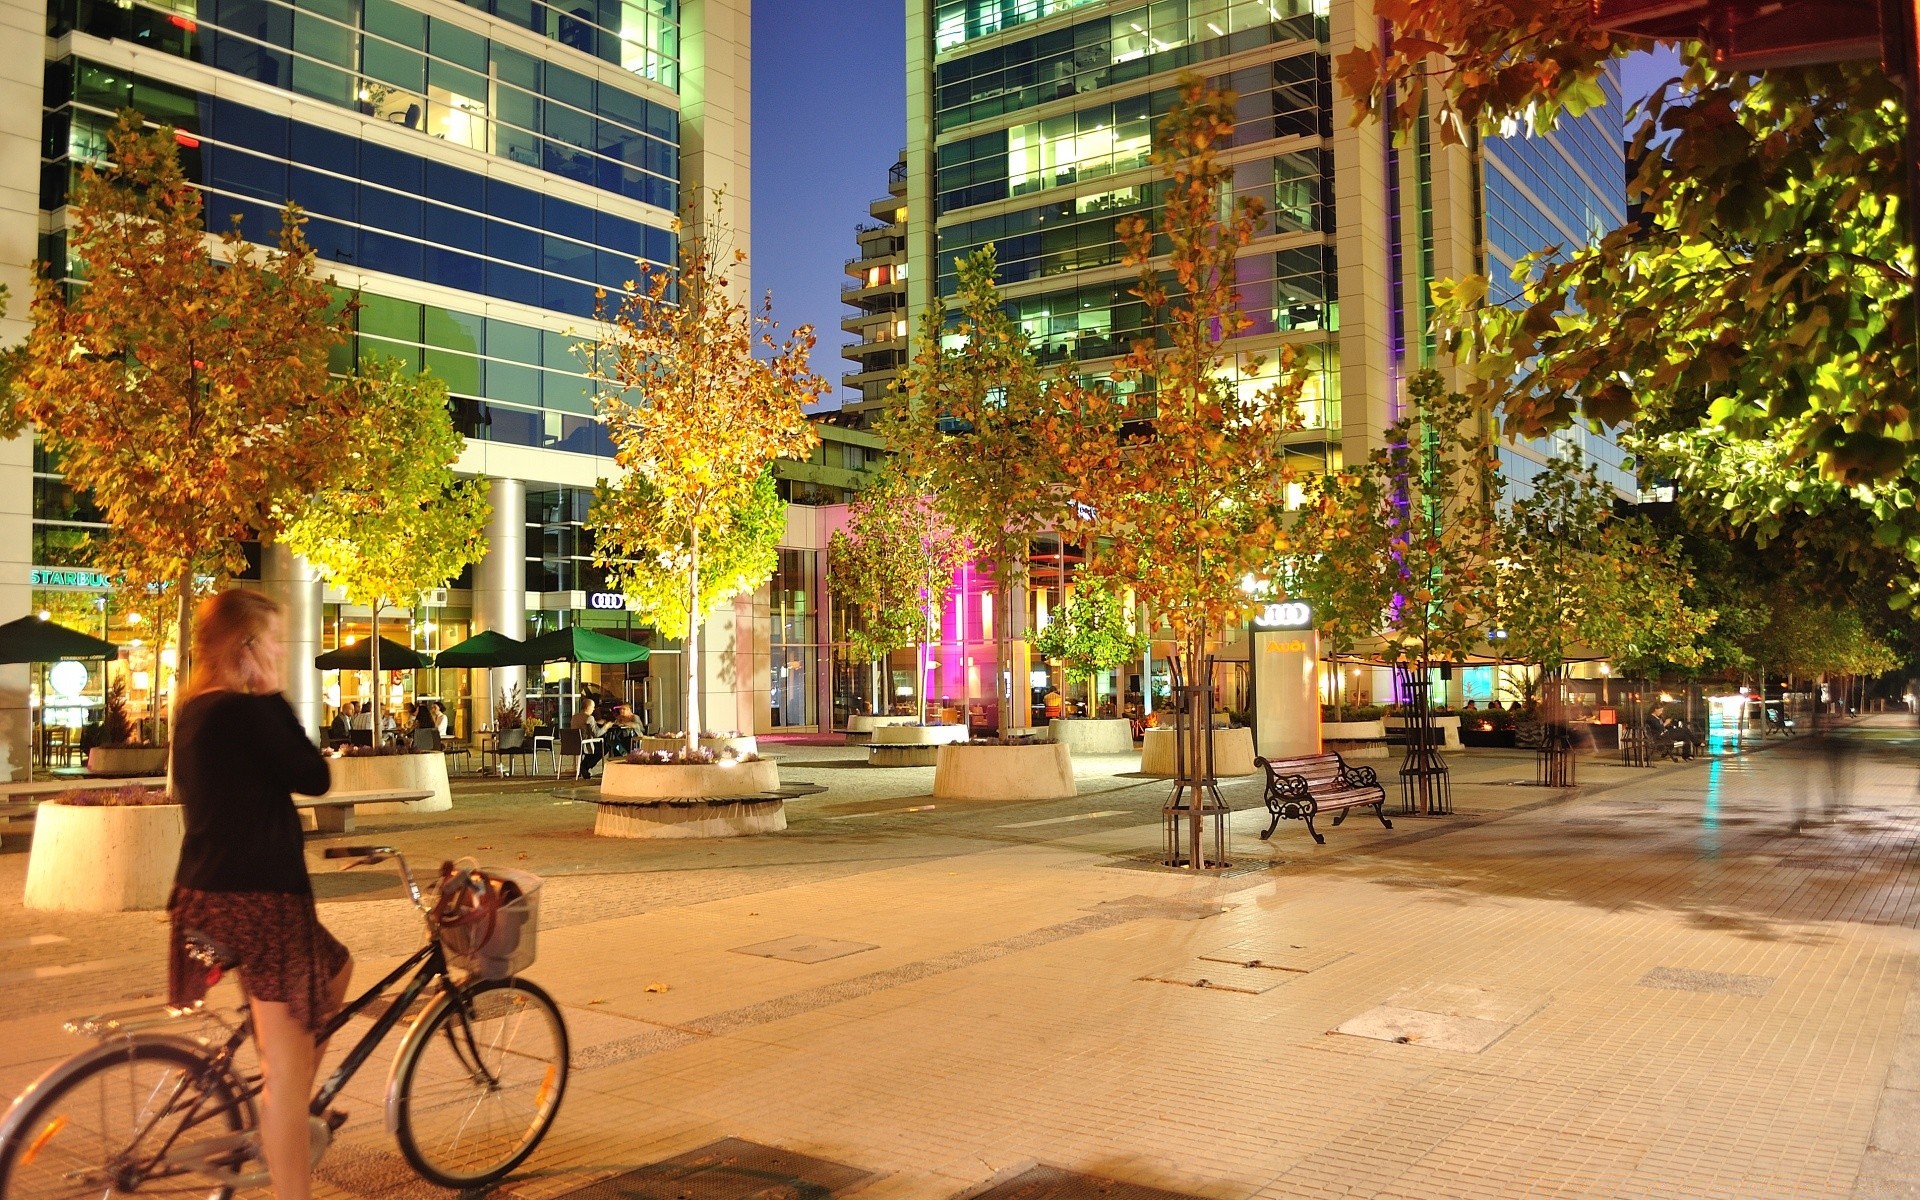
<box><xmin>751</xmin><ymin>2</ymin><xmax>906</xmax><ymax>406</ymax></box>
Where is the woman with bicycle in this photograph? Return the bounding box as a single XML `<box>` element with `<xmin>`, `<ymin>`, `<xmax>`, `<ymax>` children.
<box><xmin>166</xmin><ymin>589</ymin><xmax>348</xmax><ymax>1200</ymax></box>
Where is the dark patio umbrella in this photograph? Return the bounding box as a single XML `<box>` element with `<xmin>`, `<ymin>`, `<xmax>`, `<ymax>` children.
<box><xmin>522</xmin><ymin>625</ymin><xmax>649</xmax><ymax>665</ymax></box>
<box><xmin>0</xmin><ymin>616</ymin><xmax>119</xmax><ymax>664</ymax></box>
<box><xmin>314</xmin><ymin>636</ymin><xmax>434</xmax><ymax>671</ymax></box>
<box><xmin>433</xmin><ymin>630</ymin><xmax>540</xmax><ymax>668</ymax></box>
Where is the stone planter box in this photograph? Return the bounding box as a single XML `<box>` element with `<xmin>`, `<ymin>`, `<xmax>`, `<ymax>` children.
<box><xmin>1322</xmin><ymin>719</ymin><xmax>1389</xmax><ymax>760</ymax></box>
<box><xmin>320</xmin><ymin>753</ymin><xmax>452</xmax><ymax>816</ymax></box>
<box><xmin>595</xmin><ymin>759</ymin><xmax>784</xmax><ymax>839</ymax></box>
<box><xmin>1048</xmin><ymin>718</ymin><xmax>1135</xmax><ymax>755</ymax></box>
<box><xmin>638</xmin><ymin>734</ymin><xmax>760</xmax><ymax>759</ymax></box>
<box><xmin>1386</xmin><ymin>715</ymin><xmax>1463</xmax><ymax>750</ymax></box>
<box><xmin>25</xmin><ymin>800</ymin><xmax>183</xmax><ymax>912</ymax></box>
<box><xmin>1140</xmin><ymin>726</ymin><xmax>1257</xmax><ymax>777</ymax></box>
<box><xmin>872</xmin><ymin>724</ymin><xmax>969</xmax><ymax>746</ymax></box>
<box><xmin>87</xmin><ymin>746</ymin><xmax>169</xmax><ymax>776</ymax></box>
<box><xmin>932</xmin><ymin>742</ymin><xmax>1075</xmax><ymax>801</ymax></box>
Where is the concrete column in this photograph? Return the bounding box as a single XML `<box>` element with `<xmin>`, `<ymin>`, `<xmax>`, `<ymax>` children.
<box><xmin>0</xmin><ymin>0</ymin><xmax>45</xmax><ymax>779</ymax></box>
<box><xmin>678</xmin><ymin>0</ymin><xmax>752</xmax><ymax>303</ymax></box>
<box><xmin>473</xmin><ymin>476</ymin><xmax>527</xmax><ymax>725</ymax></box>
<box><xmin>261</xmin><ymin>542</ymin><xmax>324</xmax><ymax>742</ymax></box>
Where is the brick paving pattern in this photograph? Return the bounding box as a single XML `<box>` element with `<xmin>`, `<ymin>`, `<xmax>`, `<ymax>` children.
<box><xmin>0</xmin><ymin>722</ymin><xmax>1916</xmax><ymax>1198</ymax></box>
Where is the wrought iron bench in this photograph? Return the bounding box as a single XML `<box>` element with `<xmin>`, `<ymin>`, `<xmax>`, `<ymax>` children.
<box><xmin>1253</xmin><ymin>752</ymin><xmax>1392</xmax><ymax>844</ymax></box>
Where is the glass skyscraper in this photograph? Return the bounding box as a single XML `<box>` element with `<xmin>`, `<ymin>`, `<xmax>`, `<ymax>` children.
<box><xmin>0</xmin><ymin>0</ymin><xmax>752</xmax><ymax>754</ymax></box>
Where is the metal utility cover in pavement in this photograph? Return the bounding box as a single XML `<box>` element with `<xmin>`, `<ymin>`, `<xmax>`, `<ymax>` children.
<box><xmin>963</xmin><ymin>1164</ymin><xmax>1210</xmax><ymax>1200</ymax></box>
<box><xmin>1335</xmin><ymin>984</ymin><xmax>1553</xmax><ymax>1054</ymax></box>
<box><xmin>553</xmin><ymin>1137</ymin><xmax>875</xmax><ymax>1200</ymax></box>
<box><xmin>1139</xmin><ymin>962</ymin><xmax>1288</xmax><ymax>994</ymax></box>
<box><xmin>1637</xmin><ymin>966</ymin><xmax>1776</xmax><ymax>997</ymax></box>
<box><xmin>731</xmin><ymin>935</ymin><xmax>879</xmax><ymax>964</ymax></box>
<box><xmin>1198</xmin><ymin>941</ymin><xmax>1349</xmax><ymax>974</ymax></box>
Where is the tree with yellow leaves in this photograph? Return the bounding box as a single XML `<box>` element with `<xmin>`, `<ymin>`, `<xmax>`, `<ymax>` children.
<box><xmin>13</xmin><ymin>112</ymin><xmax>355</xmax><ymax>693</ymax></box>
<box><xmin>1053</xmin><ymin>76</ymin><xmax>1306</xmax><ymax>865</ymax></box>
<box><xmin>587</xmin><ymin>204</ymin><xmax>826</xmax><ymax>755</ymax></box>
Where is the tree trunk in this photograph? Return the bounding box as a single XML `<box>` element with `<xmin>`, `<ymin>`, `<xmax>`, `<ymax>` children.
<box><xmin>171</xmin><ymin>564</ymin><xmax>195</xmax><ymax>723</ymax></box>
<box><xmin>369</xmin><ymin>601</ymin><xmax>383</xmax><ymax>738</ymax></box>
<box><xmin>919</xmin><ymin>598</ymin><xmax>933</xmax><ymax>725</ymax></box>
<box><xmin>1187</xmin><ymin>624</ymin><xmax>1208</xmax><ymax>872</ymax></box>
<box><xmin>686</xmin><ymin>526</ymin><xmax>701</xmax><ymax>756</ymax></box>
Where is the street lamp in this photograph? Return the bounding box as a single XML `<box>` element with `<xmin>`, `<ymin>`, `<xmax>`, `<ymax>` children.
<box><xmin>1599</xmin><ymin>662</ymin><xmax>1611</xmax><ymax>705</ymax></box>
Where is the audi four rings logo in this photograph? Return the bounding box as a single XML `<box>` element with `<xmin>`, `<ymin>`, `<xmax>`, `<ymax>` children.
<box><xmin>1254</xmin><ymin>601</ymin><xmax>1312</xmax><ymax>630</ymax></box>
<box><xmin>587</xmin><ymin>592</ymin><xmax>626</xmax><ymax>611</ymax></box>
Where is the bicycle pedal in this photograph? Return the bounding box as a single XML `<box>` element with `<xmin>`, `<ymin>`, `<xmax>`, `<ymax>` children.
<box><xmin>170</xmin><ymin>1130</ymin><xmax>268</xmax><ymax>1188</ymax></box>
<box><xmin>326</xmin><ymin>1107</ymin><xmax>350</xmax><ymax>1132</ymax></box>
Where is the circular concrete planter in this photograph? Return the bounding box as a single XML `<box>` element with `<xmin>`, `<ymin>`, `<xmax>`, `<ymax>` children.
<box><xmin>86</xmin><ymin>746</ymin><xmax>169</xmax><ymax>776</ymax></box>
<box><xmin>848</xmin><ymin>714</ymin><xmax>918</xmax><ymax>734</ymax></box>
<box><xmin>932</xmin><ymin>742</ymin><xmax>1076</xmax><ymax>800</ymax></box>
<box><xmin>873</xmin><ymin>724</ymin><xmax>969</xmax><ymax>747</ymax></box>
<box><xmin>595</xmin><ymin>758</ymin><xmax>784</xmax><ymax>839</ymax></box>
<box><xmin>638</xmin><ymin>734</ymin><xmax>760</xmax><ymax>759</ymax></box>
<box><xmin>1048</xmin><ymin>718</ymin><xmax>1135</xmax><ymax>755</ymax></box>
<box><xmin>1386</xmin><ymin>715</ymin><xmax>1463</xmax><ymax>751</ymax></box>
<box><xmin>1139</xmin><ymin>726</ymin><xmax>1257</xmax><ymax>777</ymax></box>
<box><xmin>25</xmin><ymin>800</ymin><xmax>183</xmax><ymax>912</ymax></box>
<box><xmin>324</xmin><ymin>753</ymin><xmax>453</xmax><ymax>815</ymax></box>
<box><xmin>1322</xmin><ymin>719</ymin><xmax>1390</xmax><ymax>761</ymax></box>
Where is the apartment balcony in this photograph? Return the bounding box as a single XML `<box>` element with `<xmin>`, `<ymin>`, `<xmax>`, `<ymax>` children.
<box><xmin>841</xmin><ymin>275</ymin><xmax>906</xmax><ymax>298</ymax></box>
<box><xmin>842</xmin><ymin>364</ymin><xmax>903</xmax><ymax>392</ymax></box>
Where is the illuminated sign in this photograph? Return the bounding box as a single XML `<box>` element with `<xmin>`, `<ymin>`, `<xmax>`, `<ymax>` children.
<box><xmin>586</xmin><ymin>591</ymin><xmax>627</xmax><ymax>611</ymax></box>
<box><xmin>1252</xmin><ymin>601</ymin><xmax>1313</xmax><ymax>631</ymax></box>
<box><xmin>31</xmin><ymin>568</ymin><xmax>111</xmax><ymax>590</ymax></box>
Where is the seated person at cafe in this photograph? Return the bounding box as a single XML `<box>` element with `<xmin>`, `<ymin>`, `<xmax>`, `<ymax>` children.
<box><xmin>328</xmin><ymin>701</ymin><xmax>356</xmax><ymax>745</ymax></box>
<box><xmin>603</xmin><ymin>703</ymin><xmax>641</xmax><ymax>758</ymax></box>
<box><xmin>570</xmin><ymin>698</ymin><xmax>612</xmax><ymax>778</ymax></box>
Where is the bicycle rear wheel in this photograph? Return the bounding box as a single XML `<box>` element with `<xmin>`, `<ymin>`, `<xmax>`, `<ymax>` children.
<box><xmin>0</xmin><ymin>1036</ymin><xmax>251</xmax><ymax>1200</ymax></box>
<box><xmin>390</xmin><ymin>977</ymin><xmax>568</xmax><ymax>1188</ymax></box>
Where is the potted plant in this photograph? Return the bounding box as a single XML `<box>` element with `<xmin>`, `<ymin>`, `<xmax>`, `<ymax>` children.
<box><xmin>1458</xmin><ymin>706</ymin><xmax>1519</xmax><ymax>748</ymax></box>
<box><xmin>86</xmin><ymin>679</ymin><xmax>169</xmax><ymax>776</ymax></box>
<box><xmin>597</xmin><ymin>744</ymin><xmax>784</xmax><ymax>838</ymax></box>
<box><xmin>495</xmin><ymin>685</ymin><xmax>528</xmax><ymax>751</ymax></box>
<box><xmin>24</xmin><ymin>784</ymin><xmax>181</xmax><ymax>912</ymax></box>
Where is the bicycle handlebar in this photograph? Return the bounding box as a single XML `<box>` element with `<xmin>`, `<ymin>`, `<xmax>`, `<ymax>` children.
<box><xmin>322</xmin><ymin>844</ymin><xmax>426</xmax><ymax>910</ymax></box>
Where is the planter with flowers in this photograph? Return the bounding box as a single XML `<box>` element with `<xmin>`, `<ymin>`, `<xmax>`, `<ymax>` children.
<box><xmin>595</xmin><ymin>745</ymin><xmax>784</xmax><ymax>839</ymax></box>
<box><xmin>302</xmin><ymin>744</ymin><xmax>451</xmax><ymax>821</ymax></box>
<box><xmin>931</xmin><ymin>736</ymin><xmax>1076</xmax><ymax>801</ymax></box>
<box><xmin>24</xmin><ymin>784</ymin><xmax>180</xmax><ymax>912</ymax></box>
<box><xmin>86</xmin><ymin>679</ymin><xmax>169</xmax><ymax>777</ymax></box>
<box><xmin>638</xmin><ymin>730</ymin><xmax>759</xmax><ymax>760</ymax></box>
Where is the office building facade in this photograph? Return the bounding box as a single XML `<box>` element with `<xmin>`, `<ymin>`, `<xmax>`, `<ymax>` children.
<box><xmin>0</xmin><ymin>0</ymin><xmax>770</xmax><ymax>765</ymax></box>
<box><xmin>900</xmin><ymin>0</ymin><xmax>1626</xmax><ymax>719</ymax></box>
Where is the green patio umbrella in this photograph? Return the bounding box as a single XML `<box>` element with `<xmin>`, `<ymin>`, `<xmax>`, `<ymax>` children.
<box><xmin>522</xmin><ymin>626</ymin><xmax>649</xmax><ymax>665</ymax></box>
<box><xmin>314</xmin><ymin>636</ymin><xmax>434</xmax><ymax>671</ymax></box>
<box><xmin>433</xmin><ymin>630</ymin><xmax>541</xmax><ymax>668</ymax></box>
<box><xmin>0</xmin><ymin>616</ymin><xmax>120</xmax><ymax>664</ymax></box>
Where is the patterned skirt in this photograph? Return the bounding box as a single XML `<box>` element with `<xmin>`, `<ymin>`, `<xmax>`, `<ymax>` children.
<box><xmin>167</xmin><ymin>887</ymin><xmax>351</xmax><ymax>1034</ymax></box>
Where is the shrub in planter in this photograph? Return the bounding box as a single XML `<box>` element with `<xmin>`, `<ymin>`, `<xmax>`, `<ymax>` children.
<box><xmin>1322</xmin><ymin>703</ymin><xmax>1388</xmax><ymax>723</ymax></box>
<box><xmin>60</xmin><ymin>784</ymin><xmax>170</xmax><ymax>805</ymax></box>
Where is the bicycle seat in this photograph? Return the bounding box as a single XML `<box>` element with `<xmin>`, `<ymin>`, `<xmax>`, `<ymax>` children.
<box><xmin>183</xmin><ymin>931</ymin><xmax>243</xmax><ymax>972</ymax></box>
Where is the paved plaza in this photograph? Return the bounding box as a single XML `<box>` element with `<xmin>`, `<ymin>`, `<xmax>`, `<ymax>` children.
<box><xmin>4</xmin><ymin>721</ymin><xmax>1920</xmax><ymax>1199</ymax></box>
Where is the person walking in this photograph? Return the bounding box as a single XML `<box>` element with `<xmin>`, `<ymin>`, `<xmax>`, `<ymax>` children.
<box><xmin>165</xmin><ymin>589</ymin><xmax>350</xmax><ymax>1200</ymax></box>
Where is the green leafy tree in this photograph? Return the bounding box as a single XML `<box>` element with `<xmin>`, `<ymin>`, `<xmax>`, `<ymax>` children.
<box><xmin>14</xmin><ymin>112</ymin><xmax>355</xmax><ymax>691</ymax></box>
<box><xmin>278</xmin><ymin>358</ymin><xmax>490</xmax><ymax>725</ymax></box>
<box><xmin>1286</xmin><ymin>467</ymin><xmax>1400</xmax><ymax>721</ymax></box>
<box><xmin>1031</xmin><ymin>576</ymin><xmax>1148</xmax><ymax>715</ymax></box>
<box><xmin>826</xmin><ymin>470</ymin><xmax>967</xmax><ymax>724</ymax></box>
<box><xmin>1496</xmin><ymin>452</ymin><xmax>1711</xmax><ymax>683</ymax></box>
<box><xmin>1050</xmin><ymin>76</ymin><xmax>1306</xmax><ymax>861</ymax></box>
<box><xmin>600</xmin><ymin>469</ymin><xmax>786</xmax><ymax>641</ymax></box>
<box><xmin>883</xmin><ymin>245</ymin><xmax>1069</xmax><ymax>735</ymax></box>
<box><xmin>587</xmin><ymin>203</ymin><xmax>825</xmax><ymax>753</ymax></box>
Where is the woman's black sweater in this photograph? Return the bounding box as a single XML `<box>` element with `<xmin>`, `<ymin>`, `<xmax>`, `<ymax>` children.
<box><xmin>172</xmin><ymin>691</ymin><xmax>332</xmax><ymax>894</ymax></box>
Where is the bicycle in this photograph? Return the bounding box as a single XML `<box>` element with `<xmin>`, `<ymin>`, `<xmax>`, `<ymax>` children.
<box><xmin>0</xmin><ymin>845</ymin><xmax>569</xmax><ymax>1198</ymax></box>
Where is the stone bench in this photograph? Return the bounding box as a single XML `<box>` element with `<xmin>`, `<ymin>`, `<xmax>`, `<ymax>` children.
<box><xmin>294</xmin><ymin>788</ymin><xmax>434</xmax><ymax>834</ymax></box>
<box><xmin>1254</xmin><ymin>752</ymin><xmax>1392</xmax><ymax>844</ymax></box>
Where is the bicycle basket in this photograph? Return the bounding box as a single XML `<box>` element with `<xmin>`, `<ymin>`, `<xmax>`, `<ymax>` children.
<box><xmin>433</xmin><ymin>865</ymin><xmax>541</xmax><ymax>979</ymax></box>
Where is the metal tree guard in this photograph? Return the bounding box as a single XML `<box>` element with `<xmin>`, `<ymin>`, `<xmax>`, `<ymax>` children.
<box><xmin>1536</xmin><ymin>666</ymin><xmax>1577</xmax><ymax>787</ymax></box>
<box><xmin>1163</xmin><ymin>655</ymin><xmax>1229</xmax><ymax>869</ymax></box>
<box><xmin>1396</xmin><ymin>662</ymin><xmax>1452</xmax><ymax>816</ymax></box>
<box><xmin>1618</xmin><ymin>685</ymin><xmax>1655</xmax><ymax>768</ymax></box>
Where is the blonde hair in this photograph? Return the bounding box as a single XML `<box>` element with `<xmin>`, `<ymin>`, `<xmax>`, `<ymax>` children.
<box><xmin>184</xmin><ymin>589</ymin><xmax>283</xmax><ymax>701</ymax></box>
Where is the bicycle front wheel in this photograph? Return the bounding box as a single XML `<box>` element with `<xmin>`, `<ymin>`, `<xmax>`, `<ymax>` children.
<box><xmin>390</xmin><ymin>976</ymin><xmax>569</xmax><ymax>1188</ymax></box>
<box><xmin>0</xmin><ymin>1036</ymin><xmax>251</xmax><ymax>1200</ymax></box>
